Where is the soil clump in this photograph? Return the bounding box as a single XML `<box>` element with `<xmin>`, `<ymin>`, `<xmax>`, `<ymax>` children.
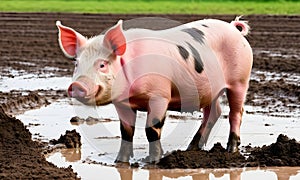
<box><xmin>247</xmin><ymin>134</ymin><xmax>300</xmax><ymax>167</ymax></box>
<box><xmin>50</xmin><ymin>129</ymin><xmax>82</xmax><ymax>148</ymax></box>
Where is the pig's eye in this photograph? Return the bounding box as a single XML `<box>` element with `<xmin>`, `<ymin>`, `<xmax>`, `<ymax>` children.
<box><xmin>97</xmin><ymin>60</ymin><xmax>109</xmax><ymax>73</ymax></box>
<box><xmin>100</xmin><ymin>63</ymin><xmax>105</xmax><ymax>68</ymax></box>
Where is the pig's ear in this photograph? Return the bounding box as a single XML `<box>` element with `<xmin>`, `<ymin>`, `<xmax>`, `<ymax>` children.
<box><xmin>103</xmin><ymin>20</ymin><xmax>126</xmax><ymax>56</ymax></box>
<box><xmin>56</xmin><ymin>21</ymin><xmax>87</xmax><ymax>58</ymax></box>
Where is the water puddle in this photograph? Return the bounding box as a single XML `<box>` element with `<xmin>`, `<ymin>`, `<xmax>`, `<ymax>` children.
<box><xmin>16</xmin><ymin>99</ymin><xmax>300</xmax><ymax>179</ymax></box>
<box><xmin>0</xmin><ymin>74</ymin><xmax>71</xmax><ymax>92</ymax></box>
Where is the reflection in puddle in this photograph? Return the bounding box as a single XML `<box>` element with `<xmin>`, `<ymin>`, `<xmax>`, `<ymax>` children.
<box><xmin>60</xmin><ymin>148</ymin><xmax>82</xmax><ymax>162</ymax></box>
<box><xmin>16</xmin><ymin>99</ymin><xmax>300</xmax><ymax>179</ymax></box>
<box><xmin>48</xmin><ymin>147</ymin><xmax>300</xmax><ymax>180</ymax></box>
<box><xmin>49</xmin><ymin>148</ymin><xmax>300</xmax><ymax>180</ymax></box>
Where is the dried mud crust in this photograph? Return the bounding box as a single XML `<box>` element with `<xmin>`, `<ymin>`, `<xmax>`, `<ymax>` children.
<box><xmin>158</xmin><ymin>134</ymin><xmax>300</xmax><ymax>169</ymax></box>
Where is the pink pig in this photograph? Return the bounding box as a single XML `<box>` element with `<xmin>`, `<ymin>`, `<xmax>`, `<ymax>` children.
<box><xmin>56</xmin><ymin>17</ymin><xmax>252</xmax><ymax>164</ymax></box>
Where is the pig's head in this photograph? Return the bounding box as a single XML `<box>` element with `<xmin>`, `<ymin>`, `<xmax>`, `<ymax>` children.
<box><xmin>56</xmin><ymin>20</ymin><xmax>126</xmax><ymax>105</ymax></box>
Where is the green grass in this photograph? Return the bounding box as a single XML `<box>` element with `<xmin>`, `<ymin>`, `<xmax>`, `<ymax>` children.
<box><xmin>0</xmin><ymin>0</ymin><xmax>299</xmax><ymax>15</ymax></box>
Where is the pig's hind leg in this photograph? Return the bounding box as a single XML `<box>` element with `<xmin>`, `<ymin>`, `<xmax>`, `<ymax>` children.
<box><xmin>115</xmin><ymin>106</ymin><xmax>137</xmax><ymax>163</ymax></box>
<box><xmin>225</xmin><ymin>83</ymin><xmax>248</xmax><ymax>153</ymax></box>
<box><xmin>187</xmin><ymin>98</ymin><xmax>222</xmax><ymax>151</ymax></box>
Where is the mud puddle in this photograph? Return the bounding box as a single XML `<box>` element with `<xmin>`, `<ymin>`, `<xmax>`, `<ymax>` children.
<box><xmin>16</xmin><ymin>97</ymin><xmax>300</xmax><ymax>179</ymax></box>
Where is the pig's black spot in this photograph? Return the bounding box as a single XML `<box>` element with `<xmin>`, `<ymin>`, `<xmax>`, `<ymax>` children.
<box><xmin>201</xmin><ymin>24</ymin><xmax>209</xmax><ymax>28</ymax></box>
<box><xmin>120</xmin><ymin>121</ymin><xmax>135</xmax><ymax>142</ymax></box>
<box><xmin>182</xmin><ymin>28</ymin><xmax>205</xmax><ymax>45</ymax></box>
<box><xmin>146</xmin><ymin>127</ymin><xmax>159</xmax><ymax>142</ymax></box>
<box><xmin>177</xmin><ymin>45</ymin><xmax>189</xmax><ymax>61</ymax></box>
<box><xmin>187</xmin><ymin>42</ymin><xmax>204</xmax><ymax>73</ymax></box>
<box><xmin>152</xmin><ymin>117</ymin><xmax>165</xmax><ymax>129</ymax></box>
<box><xmin>145</xmin><ymin>117</ymin><xmax>166</xmax><ymax>142</ymax></box>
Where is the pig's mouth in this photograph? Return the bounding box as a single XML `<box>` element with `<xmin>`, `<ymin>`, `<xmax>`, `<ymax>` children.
<box><xmin>68</xmin><ymin>82</ymin><xmax>112</xmax><ymax>106</ymax></box>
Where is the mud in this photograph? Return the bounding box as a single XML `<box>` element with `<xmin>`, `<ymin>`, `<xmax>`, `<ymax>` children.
<box><xmin>0</xmin><ymin>107</ymin><xmax>79</xmax><ymax>179</ymax></box>
<box><xmin>0</xmin><ymin>13</ymin><xmax>299</xmax><ymax>178</ymax></box>
<box><xmin>158</xmin><ymin>134</ymin><xmax>300</xmax><ymax>169</ymax></box>
<box><xmin>50</xmin><ymin>129</ymin><xmax>82</xmax><ymax>148</ymax></box>
<box><xmin>0</xmin><ymin>89</ymin><xmax>67</xmax><ymax>115</ymax></box>
<box><xmin>70</xmin><ymin>116</ymin><xmax>114</xmax><ymax>125</ymax></box>
<box><xmin>247</xmin><ymin>134</ymin><xmax>300</xmax><ymax>167</ymax></box>
<box><xmin>158</xmin><ymin>143</ymin><xmax>246</xmax><ymax>169</ymax></box>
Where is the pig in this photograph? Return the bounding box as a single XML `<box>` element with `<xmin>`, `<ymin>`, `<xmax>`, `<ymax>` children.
<box><xmin>56</xmin><ymin>16</ymin><xmax>253</xmax><ymax>164</ymax></box>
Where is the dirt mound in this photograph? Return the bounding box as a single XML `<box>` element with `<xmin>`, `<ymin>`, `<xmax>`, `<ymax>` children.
<box><xmin>50</xmin><ymin>129</ymin><xmax>82</xmax><ymax>148</ymax></box>
<box><xmin>247</xmin><ymin>134</ymin><xmax>300</xmax><ymax>167</ymax></box>
<box><xmin>0</xmin><ymin>107</ymin><xmax>79</xmax><ymax>179</ymax></box>
<box><xmin>158</xmin><ymin>143</ymin><xmax>246</xmax><ymax>169</ymax></box>
<box><xmin>158</xmin><ymin>134</ymin><xmax>300</xmax><ymax>169</ymax></box>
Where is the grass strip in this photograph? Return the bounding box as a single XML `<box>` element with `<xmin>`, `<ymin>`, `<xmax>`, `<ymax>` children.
<box><xmin>0</xmin><ymin>0</ymin><xmax>299</xmax><ymax>15</ymax></box>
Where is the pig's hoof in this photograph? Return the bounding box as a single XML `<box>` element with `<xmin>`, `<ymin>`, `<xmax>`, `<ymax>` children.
<box><xmin>187</xmin><ymin>140</ymin><xmax>205</xmax><ymax>151</ymax></box>
<box><xmin>187</xmin><ymin>144</ymin><xmax>200</xmax><ymax>151</ymax></box>
<box><xmin>114</xmin><ymin>156</ymin><xmax>129</xmax><ymax>163</ymax></box>
<box><xmin>226</xmin><ymin>132</ymin><xmax>241</xmax><ymax>153</ymax></box>
<box><xmin>149</xmin><ymin>141</ymin><xmax>163</xmax><ymax>164</ymax></box>
<box><xmin>187</xmin><ymin>134</ymin><xmax>203</xmax><ymax>151</ymax></box>
<box><xmin>115</xmin><ymin>140</ymin><xmax>133</xmax><ymax>163</ymax></box>
<box><xmin>114</xmin><ymin>161</ymin><xmax>130</xmax><ymax>167</ymax></box>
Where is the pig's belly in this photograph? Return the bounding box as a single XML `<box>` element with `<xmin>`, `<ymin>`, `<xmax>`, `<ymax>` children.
<box><xmin>125</xmin><ymin>94</ymin><xmax>200</xmax><ymax>113</ymax></box>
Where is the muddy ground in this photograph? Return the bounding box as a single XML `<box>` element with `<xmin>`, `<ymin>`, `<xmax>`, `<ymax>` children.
<box><xmin>158</xmin><ymin>134</ymin><xmax>300</xmax><ymax>169</ymax></box>
<box><xmin>0</xmin><ymin>13</ymin><xmax>299</xmax><ymax>178</ymax></box>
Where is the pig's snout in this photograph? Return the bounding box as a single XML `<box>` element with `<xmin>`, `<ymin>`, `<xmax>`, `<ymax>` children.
<box><xmin>68</xmin><ymin>82</ymin><xmax>88</xmax><ymax>98</ymax></box>
<box><xmin>68</xmin><ymin>78</ymin><xmax>99</xmax><ymax>99</ymax></box>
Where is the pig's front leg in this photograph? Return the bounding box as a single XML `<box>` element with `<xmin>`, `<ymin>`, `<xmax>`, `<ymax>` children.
<box><xmin>114</xmin><ymin>105</ymin><xmax>137</xmax><ymax>163</ymax></box>
<box><xmin>145</xmin><ymin>96</ymin><xmax>169</xmax><ymax>164</ymax></box>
